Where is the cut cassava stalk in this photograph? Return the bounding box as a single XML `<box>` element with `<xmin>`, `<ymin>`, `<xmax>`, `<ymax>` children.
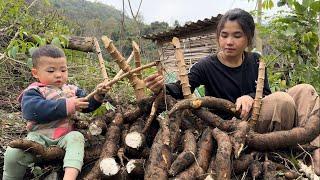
<box><xmin>84</xmin><ymin>113</ymin><xmax>123</xmax><ymax>179</ymax></box>
<box><xmin>169</xmin><ymin>129</ymin><xmax>196</xmax><ymax>176</ymax></box>
<box><xmin>247</xmin><ymin>100</ymin><xmax>320</xmax><ymax>151</ymax></box>
<box><xmin>83</xmin><ymin>37</ymin><xmax>109</xmax><ymax>101</ymax></box>
<box><xmin>172</xmin><ymin>37</ymin><xmax>192</xmax><ymax>99</ymax></box>
<box><xmin>132</xmin><ymin>41</ymin><xmax>142</xmax><ymax>79</ymax></box>
<box><xmin>212</xmin><ymin>128</ymin><xmax>232</xmax><ymax>180</ymax></box>
<box><xmin>85</xmin><ymin>61</ymin><xmax>157</xmax><ymax>100</ymax></box>
<box><xmin>108</xmin><ymin>61</ymin><xmax>157</xmax><ymax>88</ymax></box>
<box><xmin>249</xmin><ymin>58</ymin><xmax>265</xmax><ymax>126</ymax></box>
<box><xmin>169</xmin><ymin>96</ymin><xmax>238</xmax><ymax>117</ymax></box>
<box><xmin>176</xmin><ymin>128</ymin><xmax>213</xmax><ymax>180</ymax></box>
<box><xmin>93</xmin><ymin>37</ymin><xmax>109</xmax><ymax>82</ymax></box>
<box><xmin>228</xmin><ymin>60</ymin><xmax>266</xmax><ymax>157</ymax></box>
<box><xmin>101</xmin><ymin>35</ymin><xmax>146</xmax><ymax>101</ymax></box>
<box><xmin>113</xmin><ymin>51</ymin><xmax>134</xmax><ymax>80</ymax></box>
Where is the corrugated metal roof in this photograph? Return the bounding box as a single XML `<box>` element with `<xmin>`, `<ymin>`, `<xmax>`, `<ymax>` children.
<box><xmin>142</xmin><ymin>15</ymin><xmax>222</xmax><ymax>42</ymax></box>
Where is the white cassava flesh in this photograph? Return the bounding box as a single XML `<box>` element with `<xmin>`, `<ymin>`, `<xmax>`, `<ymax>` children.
<box><xmin>125</xmin><ymin>132</ymin><xmax>143</xmax><ymax>149</ymax></box>
<box><xmin>100</xmin><ymin>158</ymin><xmax>120</xmax><ymax>176</ymax></box>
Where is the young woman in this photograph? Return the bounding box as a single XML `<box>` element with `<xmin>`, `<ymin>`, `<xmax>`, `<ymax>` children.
<box><xmin>145</xmin><ymin>8</ymin><xmax>320</xmax><ymax>175</ymax></box>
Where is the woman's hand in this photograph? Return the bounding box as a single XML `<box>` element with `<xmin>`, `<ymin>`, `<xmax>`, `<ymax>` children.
<box><xmin>144</xmin><ymin>73</ymin><xmax>164</xmax><ymax>93</ymax></box>
<box><xmin>235</xmin><ymin>95</ymin><xmax>254</xmax><ymax>119</ymax></box>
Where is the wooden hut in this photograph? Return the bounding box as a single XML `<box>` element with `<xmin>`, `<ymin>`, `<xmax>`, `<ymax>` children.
<box><xmin>142</xmin><ymin>15</ymin><xmax>222</xmax><ymax>81</ymax></box>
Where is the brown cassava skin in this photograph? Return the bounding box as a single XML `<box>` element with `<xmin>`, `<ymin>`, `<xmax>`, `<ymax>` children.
<box><xmin>212</xmin><ymin>128</ymin><xmax>232</xmax><ymax>180</ymax></box>
<box><xmin>161</xmin><ymin>95</ymin><xmax>181</xmax><ymax>151</ymax></box>
<box><xmin>175</xmin><ymin>165</ymin><xmax>205</xmax><ymax>180</ymax></box>
<box><xmin>194</xmin><ymin>108</ymin><xmax>238</xmax><ymax>131</ymax></box>
<box><xmin>249</xmin><ymin>160</ymin><xmax>263</xmax><ymax>179</ymax></box>
<box><xmin>169</xmin><ymin>129</ymin><xmax>197</xmax><ymax>176</ymax></box>
<box><xmin>232</xmin><ymin>153</ymin><xmax>254</xmax><ymax>174</ymax></box>
<box><xmin>83</xmin><ymin>145</ymin><xmax>103</xmax><ymax>162</ymax></box>
<box><xmin>169</xmin><ymin>112</ymin><xmax>182</xmax><ymax>151</ymax></box>
<box><xmin>169</xmin><ymin>96</ymin><xmax>238</xmax><ymax>117</ymax></box>
<box><xmin>144</xmin><ymin>95</ymin><xmax>179</xmax><ymax>179</ymax></box>
<box><xmin>230</xmin><ymin>121</ymin><xmax>250</xmax><ymax>159</ymax></box>
<box><xmin>142</xmin><ymin>91</ymin><xmax>164</xmax><ymax>134</ymax></box>
<box><xmin>176</xmin><ymin>128</ymin><xmax>213</xmax><ymax>179</ymax></box>
<box><xmin>123</xmin><ymin>96</ymin><xmax>156</xmax><ymax>124</ymax></box>
<box><xmin>144</xmin><ymin>129</ymin><xmax>170</xmax><ymax>180</ymax></box>
<box><xmin>262</xmin><ymin>160</ymin><xmax>280</xmax><ymax>180</ymax></box>
<box><xmin>9</xmin><ymin>139</ymin><xmax>64</xmax><ymax>161</ymax></box>
<box><xmin>137</xmin><ymin>95</ymin><xmax>156</xmax><ymax>114</ymax></box>
<box><xmin>84</xmin><ymin>113</ymin><xmax>123</xmax><ymax>180</ymax></box>
<box><xmin>247</xmin><ymin>107</ymin><xmax>320</xmax><ymax>151</ymax></box>
<box><xmin>123</xmin><ymin>107</ymin><xmax>142</xmax><ymax>124</ymax></box>
<box><xmin>206</xmin><ymin>156</ymin><xmax>216</xmax><ymax>178</ymax></box>
<box><xmin>10</xmin><ymin>139</ymin><xmax>104</xmax><ymax>163</ymax></box>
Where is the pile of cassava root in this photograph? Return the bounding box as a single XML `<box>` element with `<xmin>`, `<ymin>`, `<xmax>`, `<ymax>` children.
<box><xmin>8</xmin><ymin>36</ymin><xmax>320</xmax><ymax>180</ymax></box>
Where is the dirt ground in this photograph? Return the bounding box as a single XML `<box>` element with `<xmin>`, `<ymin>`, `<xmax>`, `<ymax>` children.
<box><xmin>0</xmin><ymin>109</ymin><xmax>27</xmax><ymax>178</ymax></box>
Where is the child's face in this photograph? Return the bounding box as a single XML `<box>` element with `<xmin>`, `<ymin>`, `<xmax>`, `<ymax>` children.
<box><xmin>31</xmin><ymin>56</ymin><xmax>68</xmax><ymax>88</ymax></box>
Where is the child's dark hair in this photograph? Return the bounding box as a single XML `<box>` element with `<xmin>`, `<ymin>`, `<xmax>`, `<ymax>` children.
<box><xmin>32</xmin><ymin>45</ymin><xmax>65</xmax><ymax>67</ymax></box>
<box><xmin>216</xmin><ymin>8</ymin><xmax>255</xmax><ymax>46</ymax></box>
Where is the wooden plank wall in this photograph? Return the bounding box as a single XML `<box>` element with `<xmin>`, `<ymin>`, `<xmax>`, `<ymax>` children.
<box><xmin>159</xmin><ymin>33</ymin><xmax>218</xmax><ymax>79</ymax></box>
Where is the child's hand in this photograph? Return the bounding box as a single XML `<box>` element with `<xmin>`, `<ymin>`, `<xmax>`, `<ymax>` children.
<box><xmin>74</xmin><ymin>97</ymin><xmax>89</xmax><ymax>111</ymax></box>
<box><xmin>96</xmin><ymin>83</ymin><xmax>111</xmax><ymax>95</ymax></box>
<box><xmin>94</xmin><ymin>83</ymin><xmax>110</xmax><ymax>102</ymax></box>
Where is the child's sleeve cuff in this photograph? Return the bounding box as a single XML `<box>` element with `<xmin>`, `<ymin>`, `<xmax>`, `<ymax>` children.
<box><xmin>66</xmin><ymin>97</ymin><xmax>76</xmax><ymax>115</ymax></box>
